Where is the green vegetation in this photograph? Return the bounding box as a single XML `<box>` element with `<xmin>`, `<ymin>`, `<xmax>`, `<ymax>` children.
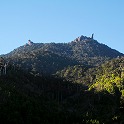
<box><xmin>1</xmin><ymin>36</ymin><xmax>124</xmax><ymax>123</ymax></box>
<box><xmin>89</xmin><ymin>57</ymin><xmax>124</xmax><ymax>94</ymax></box>
<box><xmin>0</xmin><ymin>57</ymin><xmax>123</xmax><ymax>123</ymax></box>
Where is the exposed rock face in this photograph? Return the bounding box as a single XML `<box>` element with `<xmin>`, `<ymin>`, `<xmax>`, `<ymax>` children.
<box><xmin>28</xmin><ymin>40</ymin><xmax>34</xmax><ymax>46</ymax></box>
<box><xmin>74</xmin><ymin>35</ymin><xmax>92</xmax><ymax>42</ymax></box>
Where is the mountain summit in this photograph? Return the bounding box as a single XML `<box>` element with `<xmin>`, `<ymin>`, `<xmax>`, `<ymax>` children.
<box><xmin>4</xmin><ymin>35</ymin><xmax>124</xmax><ymax>75</ymax></box>
<box><xmin>73</xmin><ymin>34</ymin><xmax>94</xmax><ymax>42</ymax></box>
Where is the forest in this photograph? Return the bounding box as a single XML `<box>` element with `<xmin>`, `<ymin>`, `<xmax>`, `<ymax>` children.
<box><xmin>0</xmin><ymin>36</ymin><xmax>124</xmax><ymax>124</ymax></box>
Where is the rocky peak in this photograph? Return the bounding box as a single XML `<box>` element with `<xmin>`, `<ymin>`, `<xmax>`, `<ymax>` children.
<box><xmin>73</xmin><ymin>34</ymin><xmax>94</xmax><ymax>42</ymax></box>
<box><xmin>28</xmin><ymin>40</ymin><xmax>34</xmax><ymax>46</ymax></box>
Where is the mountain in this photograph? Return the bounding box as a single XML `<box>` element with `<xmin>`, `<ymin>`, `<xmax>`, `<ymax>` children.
<box><xmin>0</xmin><ymin>35</ymin><xmax>124</xmax><ymax>123</ymax></box>
<box><xmin>3</xmin><ymin>35</ymin><xmax>124</xmax><ymax>75</ymax></box>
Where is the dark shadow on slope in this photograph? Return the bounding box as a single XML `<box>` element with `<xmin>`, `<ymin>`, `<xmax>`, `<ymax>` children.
<box><xmin>0</xmin><ymin>67</ymin><xmax>123</xmax><ymax>124</ymax></box>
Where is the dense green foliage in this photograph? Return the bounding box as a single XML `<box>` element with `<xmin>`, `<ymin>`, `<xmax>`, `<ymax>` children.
<box><xmin>57</xmin><ymin>58</ymin><xmax>124</xmax><ymax>123</ymax></box>
<box><xmin>0</xmin><ymin>66</ymin><xmax>123</xmax><ymax>124</ymax></box>
<box><xmin>56</xmin><ymin>65</ymin><xmax>95</xmax><ymax>85</ymax></box>
<box><xmin>6</xmin><ymin>50</ymin><xmax>78</xmax><ymax>75</ymax></box>
<box><xmin>89</xmin><ymin>57</ymin><xmax>124</xmax><ymax>93</ymax></box>
<box><xmin>0</xmin><ymin>67</ymin><xmax>82</xmax><ymax>124</ymax></box>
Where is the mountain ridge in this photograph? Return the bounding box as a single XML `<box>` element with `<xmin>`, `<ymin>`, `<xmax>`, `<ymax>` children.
<box><xmin>5</xmin><ymin>35</ymin><xmax>124</xmax><ymax>58</ymax></box>
<box><xmin>3</xmin><ymin>35</ymin><xmax>124</xmax><ymax>75</ymax></box>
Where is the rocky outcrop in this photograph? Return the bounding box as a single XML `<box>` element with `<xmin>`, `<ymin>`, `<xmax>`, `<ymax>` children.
<box><xmin>74</xmin><ymin>35</ymin><xmax>93</xmax><ymax>42</ymax></box>
<box><xmin>28</xmin><ymin>40</ymin><xmax>34</xmax><ymax>46</ymax></box>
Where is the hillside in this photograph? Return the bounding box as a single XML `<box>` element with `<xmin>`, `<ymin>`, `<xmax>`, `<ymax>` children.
<box><xmin>0</xmin><ymin>65</ymin><xmax>123</xmax><ymax>124</ymax></box>
<box><xmin>56</xmin><ymin>57</ymin><xmax>124</xmax><ymax>86</ymax></box>
<box><xmin>89</xmin><ymin>57</ymin><xmax>124</xmax><ymax>93</ymax></box>
<box><xmin>0</xmin><ymin>67</ymin><xmax>83</xmax><ymax>123</ymax></box>
<box><xmin>56</xmin><ymin>57</ymin><xmax>124</xmax><ymax>123</ymax></box>
<box><xmin>0</xmin><ymin>35</ymin><xmax>124</xmax><ymax>123</ymax></box>
<box><xmin>4</xmin><ymin>35</ymin><xmax>124</xmax><ymax>75</ymax></box>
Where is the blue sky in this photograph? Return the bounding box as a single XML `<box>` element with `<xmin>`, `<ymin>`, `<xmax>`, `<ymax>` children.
<box><xmin>0</xmin><ymin>0</ymin><xmax>124</xmax><ymax>54</ymax></box>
